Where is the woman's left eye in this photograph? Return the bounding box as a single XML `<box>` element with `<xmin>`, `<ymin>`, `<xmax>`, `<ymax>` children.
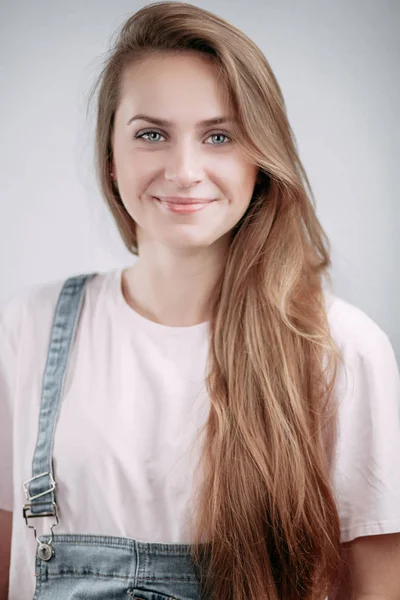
<box><xmin>205</xmin><ymin>133</ymin><xmax>231</xmax><ymax>145</ymax></box>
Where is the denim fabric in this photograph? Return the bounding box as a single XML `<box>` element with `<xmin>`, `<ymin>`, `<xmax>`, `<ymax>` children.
<box><xmin>26</xmin><ymin>274</ymin><xmax>206</xmax><ymax>600</ymax></box>
<box><xmin>33</xmin><ymin>534</ymin><xmax>203</xmax><ymax>600</ymax></box>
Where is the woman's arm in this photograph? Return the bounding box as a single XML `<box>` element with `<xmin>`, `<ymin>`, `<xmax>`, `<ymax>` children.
<box><xmin>335</xmin><ymin>533</ymin><xmax>400</xmax><ymax>600</ymax></box>
<box><xmin>0</xmin><ymin>509</ymin><xmax>12</xmax><ymax>600</ymax></box>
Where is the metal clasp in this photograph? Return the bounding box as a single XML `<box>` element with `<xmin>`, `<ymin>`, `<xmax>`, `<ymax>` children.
<box><xmin>23</xmin><ymin>500</ymin><xmax>59</xmax><ymax>544</ymax></box>
<box><xmin>22</xmin><ymin>472</ymin><xmax>58</xmax><ymax>545</ymax></box>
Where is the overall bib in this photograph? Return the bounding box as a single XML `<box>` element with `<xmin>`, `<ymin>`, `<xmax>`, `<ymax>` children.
<box><xmin>22</xmin><ymin>273</ymin><xmax>207</xmax><ymax>600</ymax></box>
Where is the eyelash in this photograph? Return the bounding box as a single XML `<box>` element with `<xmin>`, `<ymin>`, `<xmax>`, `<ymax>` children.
<box><xmin>135</xmin><ymin>130</ymin><xmax>232</xmax><ymax>145</ymax></box>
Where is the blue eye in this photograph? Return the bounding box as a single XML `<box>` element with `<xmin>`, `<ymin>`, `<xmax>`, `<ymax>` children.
<box><xmin>206</xmin><ymin>133</ymin><xmax>231</xmax><ymax>145</ymax></box>
<box><xmin>136</xmin><ymin>131</ymin><xmax>165</xmax><ymax>142</ymax></box>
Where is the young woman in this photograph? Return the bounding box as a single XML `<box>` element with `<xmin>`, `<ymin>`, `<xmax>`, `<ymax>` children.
<box><xmin>1</xmin><ymin>2</ymin><xmax>400</xmax><ymax>599</ymax></box>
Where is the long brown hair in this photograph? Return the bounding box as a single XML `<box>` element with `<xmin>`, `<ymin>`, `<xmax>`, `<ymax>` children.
<box><xmin>89</xmin><ymin>3</ymin><xmax>346</xmax><ymax>598</ymax></box>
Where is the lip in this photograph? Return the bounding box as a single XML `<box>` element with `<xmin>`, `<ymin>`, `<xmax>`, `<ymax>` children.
<box><xmin>156</xmin><ymin>196</ymin><xmax>215</xmax><ymax>205</ymax></box>
<box><xmin>155</xmin><ymin>197</ymin><xmax>215</xmax><ymax>214</ymax></box>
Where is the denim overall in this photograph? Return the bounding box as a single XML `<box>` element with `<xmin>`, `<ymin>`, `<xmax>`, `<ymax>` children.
<box><xmin>22</xmin><ymin>273</ymin><xmax>207</xmax><ymax>600</ymax></box>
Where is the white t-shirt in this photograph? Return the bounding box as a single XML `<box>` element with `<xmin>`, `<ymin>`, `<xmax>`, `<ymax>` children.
<box><xmin>1</xmin><ymin>267</ymin><xmax>400</xmax><ymax>600</ymax></box>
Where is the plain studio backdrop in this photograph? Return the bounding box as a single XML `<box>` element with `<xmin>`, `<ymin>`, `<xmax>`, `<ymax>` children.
<box><xmin>0</xmin><ymin>0</ymin><xmax>399</xmax><ymax>359</ymax></box>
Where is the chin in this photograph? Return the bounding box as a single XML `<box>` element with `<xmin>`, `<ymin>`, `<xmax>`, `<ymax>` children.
<box><xmin>159</xmin><ymin>235</ymin><xmax>218</xmax><ymax>251</ymax></box>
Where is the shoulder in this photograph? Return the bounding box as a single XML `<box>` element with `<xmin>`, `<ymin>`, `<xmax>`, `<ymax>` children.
<box><xmin>0</xmin><ymin>278</ymin><xmax>65</xmax><ymax>349</ymax></box>
<box><xmin>325</xmin><ymin>291</ymin><xmax>392</xmax><ymax>357</ymax></box>
<box><xmin>326</xmin><ymin>291</ymin><xmax>399</xmax><ymax>445</ymax></box>
<box><xmin>324</xmin><ymin>291</ymin><xmax>399</xmax><ymax>409</ymax></box>
<box><xmin>0</xmin><ymin>270</ymin><xmax>111</xmax><ymax>355</ymax></box>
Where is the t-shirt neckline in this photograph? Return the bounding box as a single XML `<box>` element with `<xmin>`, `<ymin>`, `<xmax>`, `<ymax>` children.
<box><xmin>111</xmin><ymin>267</ymin><xmax>210</xmax><ymax>337</ymax></box>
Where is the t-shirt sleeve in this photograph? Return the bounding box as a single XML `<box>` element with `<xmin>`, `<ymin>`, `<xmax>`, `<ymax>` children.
<box><xmin>0</xmin><ymin>291</ymin><xmax>27</xmax><ymax>512</ymax></box>
<box><xmin>0</xmin><ymin>307</ymin><xmax>17</xmax><ymax>511</ymax></box>
<box><xmin>332</xmin><ymin>329</ymin><xmax>400</xmax><ymax>543</ymax></box>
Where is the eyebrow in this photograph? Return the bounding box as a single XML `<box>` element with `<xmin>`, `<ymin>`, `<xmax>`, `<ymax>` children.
<box><xmin>126</xmin><ymin>114</ymin><xmax>235</xmax><ymax>127</ymax></box>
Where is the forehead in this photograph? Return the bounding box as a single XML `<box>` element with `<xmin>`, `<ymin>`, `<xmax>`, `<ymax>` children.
<box><xmin>117</xmin><ymin>52</ymin><xmax>232</xmax><ymax>124</ymax></box>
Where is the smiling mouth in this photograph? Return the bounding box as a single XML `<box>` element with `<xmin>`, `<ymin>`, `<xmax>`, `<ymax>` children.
<box><xmin>155</xmin><ymin>196</ymin><xmax>216</xmax><ymax>205</ymax></box>
<box><xmin>154</xmin><ymin>197</ymin><xmax>216</xmax><ymax>213</ymax></box>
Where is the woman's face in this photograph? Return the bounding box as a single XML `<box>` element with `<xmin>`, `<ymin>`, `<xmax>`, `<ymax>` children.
<box><xmin>111</xmin><ymin>52</ymin><xmax>258</xmax><ymax>253</ymax></box>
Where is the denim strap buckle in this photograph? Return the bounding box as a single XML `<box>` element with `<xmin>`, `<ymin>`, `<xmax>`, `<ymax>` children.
<box><xmin>23</xmin><ymin>471</ymin><xmax>56</xmax><ymax>502</ymax></box>
<box><xmin>23</xmin><ymin>472</ymin><xmax>59</xmax><ymax>544</ymax></box>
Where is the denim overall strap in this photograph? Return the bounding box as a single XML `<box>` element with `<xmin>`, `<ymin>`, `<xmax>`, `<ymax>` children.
<box><xmin>23</xmin><ymin>273</ymin><xmax>97</xmax><ymax>524</ymax></box>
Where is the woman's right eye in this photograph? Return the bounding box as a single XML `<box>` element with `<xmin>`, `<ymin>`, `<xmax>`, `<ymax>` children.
<box><xmin>136</xmin><ymin>131</ymin><xmax>166</xmax><ymax>142</ymax></box>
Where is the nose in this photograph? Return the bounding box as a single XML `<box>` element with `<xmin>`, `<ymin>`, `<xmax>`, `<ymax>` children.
<box><xmin>164</xmin><ymin>141</ymin><xmax>205</xmax><ymax>188</ymax></box>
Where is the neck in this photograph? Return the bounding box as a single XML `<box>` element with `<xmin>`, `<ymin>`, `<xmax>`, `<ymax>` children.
<box><xmin>121</xmin><ymin>240</ymin><xmax>228</xmax><ymax>327</ymax></box>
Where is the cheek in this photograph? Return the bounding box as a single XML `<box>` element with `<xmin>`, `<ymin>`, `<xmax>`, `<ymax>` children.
<box><xmin>227</xmin><ymin>162</ymin><xmax>257</xmax><ymax>199</ymax></box>
<box><xmin>119</xmin><ymin>156</ymin><xmax>154</xmax><ymax>196</ymax></box>
<box><xmin>114</xmin><ymin>138</ymin><xmax>152</xmax><ymax>179</ymax></box>
<box><xmin>217</xmin><ymin>152</ymin><xmax>257</xmax><ymax>185</ymax></box>
<box><xmin>244</xmin><ymin>168</ymin><xmax>258</xmax><ymax>192</ymax></box>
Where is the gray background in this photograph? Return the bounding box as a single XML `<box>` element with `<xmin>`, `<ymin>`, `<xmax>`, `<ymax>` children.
<box><xmin>0</xmin><ymin>0</ymin><xmax>399</xmax><ymax>358</ymax></box>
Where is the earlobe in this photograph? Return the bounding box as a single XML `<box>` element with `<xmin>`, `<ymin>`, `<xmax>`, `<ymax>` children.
<box><xmin>109</xmin><ymin>163</ymin><xmax>119</xmax><ymax>192</ymax></box>
<box><xmin>108</xmin><ymin>153</ymin><xmax>116</xmax><ymax>179</ymax></box>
